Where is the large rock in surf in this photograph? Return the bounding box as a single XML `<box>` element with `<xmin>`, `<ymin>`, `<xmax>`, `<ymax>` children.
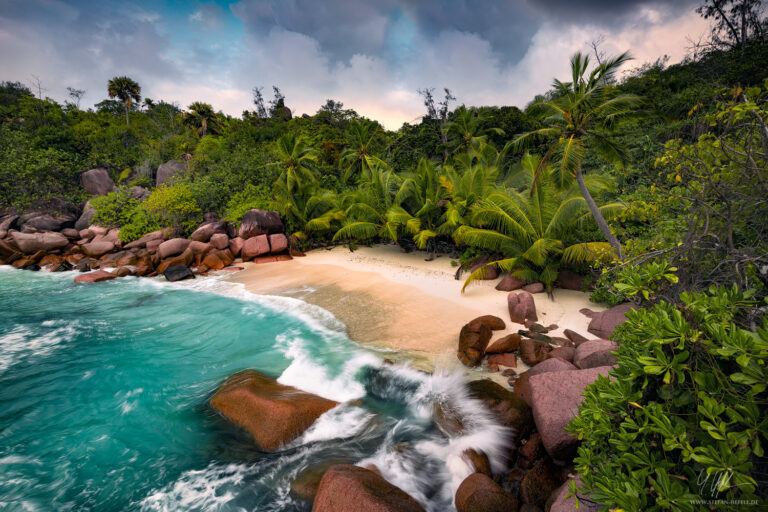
<box><xmin>455</xmin><ymin>473</ymin><xmax>518</xmax><ymax>512</ymax></box>
<box><xmin>155</xmin><ymin>160</ymin><xmax>186</xmax><ymax>187</ymax></box>
<box><xmin>238</xmin><ymin>209</ymin><xmax>283</xmax><ymax>239</ymax></box>
<box><xmin>584</xmin><ymin>303</ymin><xmax>637</xmax><ymax>339</ymax></box>
<box><xmin>210</xmin><ymin>369</ymin><xmax>338</xmax><ymax>451</ymax></box>
<box><xmin>529</xmin><ymin>366</ymin><xmax>613</xmax><ymax>461</ymax></box>
<box><xmin>74</xmin><ymin>270</ymin><xmax>118</xmax><ymax>283</ymax></box>
<box><xmin>163</xmin><ymin>265</ymin><xmax>195</xmax><ymax>282</ymax></box>
<box><xmin>10</xmin><ymin>231</ymin><xmax>69</xmax><ymax>254</ymax></box>
<box><xmin>313</xmin><ymin>464</ymin><xmax>425</xmax><ymax>512</ymax></box>
<box><xmin>81</xmin><ymin>168</ymin><xmax>114</xmax><ymax>196</ymax></box>
<box><xmin>467</xmin><ymin>379</ymin><xmax>533</xmax><ymax>443</ymax></box>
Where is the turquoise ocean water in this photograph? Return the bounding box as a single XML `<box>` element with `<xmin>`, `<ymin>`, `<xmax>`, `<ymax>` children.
<box><xmin>0</xmin><ymin>267</ymin><xmax>508</xmax><ymax>511</ymax></box>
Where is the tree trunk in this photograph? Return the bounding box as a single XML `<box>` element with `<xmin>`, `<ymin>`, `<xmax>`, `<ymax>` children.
<box><xmin>575</xmin><ymin>166</ymin><xmax>623</xmax><ymax>260</ymax></box>
<box><xmin>125</xmin><ymin>102</ymin><xmax>130</xmax><ymax>126</ymax></box>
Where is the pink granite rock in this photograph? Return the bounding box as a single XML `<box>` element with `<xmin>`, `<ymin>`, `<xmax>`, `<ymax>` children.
<box><xmin>529</xmin><ymin>366</ymin><xmax>613</xmax><ymax>460</ymax></box>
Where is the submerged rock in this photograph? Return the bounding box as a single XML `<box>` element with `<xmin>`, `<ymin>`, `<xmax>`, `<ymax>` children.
<box><xmin>74</xmin><ymin>270</ymin><xmax>117</xmax><ymax>283</ymax></box>
<box><xmin>313</xmin><ymin>464</ymin><xmax>425</xmax><ymax>512</ymax></box>
<box><xmin>455</xmin><ymin>473</ymin><xmax>517</xmax><ymax>512</ymax></box>
<box><xmin>210</xmin><ymin>369</ymin><xmax>337</xmax><ymax>451</ymax></box>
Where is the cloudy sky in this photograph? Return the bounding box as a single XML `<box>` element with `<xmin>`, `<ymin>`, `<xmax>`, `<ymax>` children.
<box><xmin>0</xmin><ymin>0</ymin><xmax>709</xmax><ymax>129</ymax></box>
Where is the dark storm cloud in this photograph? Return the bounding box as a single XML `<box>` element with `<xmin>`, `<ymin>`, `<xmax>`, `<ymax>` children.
<box><xmin>525</xmin><ymin>0</ymin><xmax>701</xmax><ymax>24</ymax></box>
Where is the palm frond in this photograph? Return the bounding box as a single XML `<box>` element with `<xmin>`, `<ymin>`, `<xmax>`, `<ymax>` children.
<box><xmin>562</xmin><ymin>242</ymin><xmax>614</xmax><ymax>264</ymax></box>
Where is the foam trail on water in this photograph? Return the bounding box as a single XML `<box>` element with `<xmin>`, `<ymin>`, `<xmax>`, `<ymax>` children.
<box><xmin>0</xmin><ymin>320</ymin><xmax>80</xmax><ymax>373</ymax></box>
<box><xmin>357</xmin><ymin>365</ymin><xmax>512</xmax><ymax>511</ymax></box>
<box><xmin>138</xmin><ymin>463</ymin><xmax>255</xmax><ymax>512</ymax></box>
<box><xmin>276</xmin><ymin>333</ymin><xmax>382</xmax><ymax>401</ymax></box>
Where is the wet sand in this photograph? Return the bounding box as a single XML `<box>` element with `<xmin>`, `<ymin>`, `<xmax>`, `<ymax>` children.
<box><xmin>225</xmin><ymin>244</ymin><xmax>604</xmax><ymax>369</ymax></box>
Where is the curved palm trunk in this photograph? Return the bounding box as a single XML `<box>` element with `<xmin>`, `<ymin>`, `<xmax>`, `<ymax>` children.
<box><xmin>575</xmin><ymin>165</ymin><xmax>623</xmax><ymax>260</ymax></box>
<box><xmin>124</xmin><ymin>102</ymin><xmax>130</xmax><ymax>126</ymax></box>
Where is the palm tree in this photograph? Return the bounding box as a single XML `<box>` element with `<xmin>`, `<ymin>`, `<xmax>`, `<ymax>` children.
<box><xmin>107</xmin><ymin>76</ymin><xmax>141</xmax><ymax>126</ymax></box>
<box><xmin>271</xmin><ymin>133</ymin><xmax>318</xmax><ymax>195</ymax></box>
<box><xmin>443</xmin><ymin>105</ymin><xmax>504</xmax><ymax>156</ymax></box>
<box><xmin>333</xmin><ymin>168</ymin><xmax>409</xmax><ymax>245</ymax></box>
<box><xmin>514</xmin><ymin>52</ymin><xmax>642</xmax><ymax>260</ymax></box>
<box><xmin>339</xmin><ymin>120</ymin><xmax>387</xmax><ymax>184</ymax></box>
<box><xmin>184</xmin><ymin>102</ymin><xmax>222</xmax><ymax>137</ymax></box>
<box><xmin>455</xmin><ymin>153</ymin><xmax>624</xmax><ymax>293</ymax></box>
<box><xmin>394</xmin><ymin>158</ymin><xmax>445</xmax><ymax>250</ymax></box>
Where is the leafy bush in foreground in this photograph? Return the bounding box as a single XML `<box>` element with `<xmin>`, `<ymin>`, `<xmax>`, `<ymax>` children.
<box><xmin>569</xmin><ymin>285</ymin><xmax>768</xmax><ymax>511</ymax></box>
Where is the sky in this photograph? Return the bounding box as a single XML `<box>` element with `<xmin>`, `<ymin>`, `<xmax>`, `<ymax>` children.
<box><xmin>0</xmin><ymin>0</ymin><xmax>711</xmax><ymax>129</ymax></box>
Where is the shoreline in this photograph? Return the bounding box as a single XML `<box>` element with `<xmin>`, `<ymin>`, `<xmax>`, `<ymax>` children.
<box><xmin>225</xmin><ymin>243</ymin><xmax>605</xmax><ymax>370</ymax></box>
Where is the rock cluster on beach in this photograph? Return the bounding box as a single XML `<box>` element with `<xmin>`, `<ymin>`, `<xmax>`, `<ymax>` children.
<box><xmin>444</xmin><ymin>298</ymin><xmax>635</xmax><ymax>510</ymax></box>
<box><xmin>0</xmin><ymin>166</ymin><xmax>301</xmax><ymax>280</ymax></box>
<box><xmin>0</xmin><ymin>207</ymin><xmax>297</xmax><ymax>282</ymax></box>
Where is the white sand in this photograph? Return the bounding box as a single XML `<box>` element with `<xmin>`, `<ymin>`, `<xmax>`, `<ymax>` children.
<box><xmin>226</xmin><ymin>244</ymin><xmax>604</xmax><ymax>369</ymax></box>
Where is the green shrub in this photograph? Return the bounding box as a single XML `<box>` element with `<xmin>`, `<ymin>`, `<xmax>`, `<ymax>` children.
<box><xmin>222</xmin><ymin>184</ymin><xmax>271</xmax><ymax>226</ymax></box>
<box><xmin>90</xmin><ymin>187</ymin><xmax>138</xmax><ymax>228</ymax></box>
<box><xmin>569</xmin><ymin>285</ymin><xmax>768</xmax><ymax>511</ymax></box>
<box><xmin>144</xmin><ymin>182</ymin><xmax>202</xmax><ymax>237</ymax></box>
<box><xmin>118</xmin><ymin>205</ymin><xmax>161</xmax><ymax>243</ymax></box>
<box><xmin>591</xmin><ymin>259</ymin><xmax>679</xmax><ymax>306</ymax></box>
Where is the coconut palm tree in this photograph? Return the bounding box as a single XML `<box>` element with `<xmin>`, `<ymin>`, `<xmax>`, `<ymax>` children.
<box><xmin>184</xmin><ymin>102</ymin><xmax>222</xmax><ymax>137</ymax></box>
<box><xmin>455</xmin><ymin>153</ymin><xmax>624</xmax><ymax>293</ymax></box>
<box><xmin>443</xmin><ymin>105</ymin><xmax>504</xmax><ymax>155</ymax></box>
<box><xmin>107</xmin><ymin>76</ymin><xmax>141</xmax><ymax>126</ymax></box>
<box><xmin>333</xmin><ymin>167</ymin><xmax>410</xmax><ymax>245</ymax></box>
<box><xmin>270</xmin><ymin>133</ymin><xmax>318</xmax><ymax>196</ymax></box>
<box><xmin>514</xmin><ymin>51</ymin><xmax>642</xmax><ymax>260</ymax></box>
<box><xmin>339</xmin><ymin>120</ymin><xmax>388</xmax><ymax>184</ymax></box>
<box><xmin>394</xmin><ymin>158</ymin><xmax>445</xmax><ymax>250</ymax></box>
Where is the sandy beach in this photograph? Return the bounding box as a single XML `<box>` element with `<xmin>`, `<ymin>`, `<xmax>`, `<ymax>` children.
<box><xmin>226</xmin><ymin>244</ymin><xmax>604</xmax><ymax>368</ymax></box>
